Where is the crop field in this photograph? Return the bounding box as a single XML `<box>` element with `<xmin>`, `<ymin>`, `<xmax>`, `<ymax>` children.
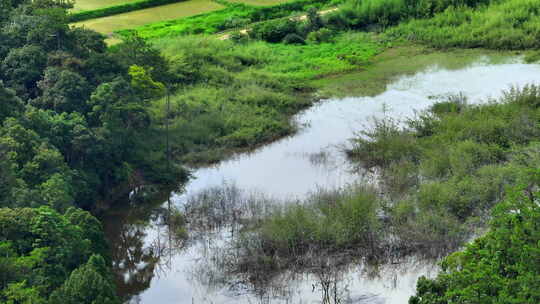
<box><xmin>227</xmin><ymin>0</ymin><xmax>291</xmax><ymax>6</ymax></box>
<box><xmin>72</xmin><ymin>0</ymin><xmax>137</xmax><ymax>12</ymax></box>
<box><xmin>72</xmin><ymin>0</ymin><xmax>224</xmax><ymax>34</ymax></box>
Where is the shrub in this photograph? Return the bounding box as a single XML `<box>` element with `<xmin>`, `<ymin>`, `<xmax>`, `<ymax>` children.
<box><xmin>306</xmin><ymin>28</ymin><xmax>335</xmax><ymax>43</ymax></box>
<box><xmin>348</xmin><ymin>116</ymin><xmax>419</xmax><ymax>168</ymax></box>
<box><xmin>410</xmin><ymin>184</ymin><xmax>540</xmax><ymax>304</ymax></box>
<box><xmin>249</xmin><ymin>18</ymin><xmax>300</xmax><ymax>43</ymax></box>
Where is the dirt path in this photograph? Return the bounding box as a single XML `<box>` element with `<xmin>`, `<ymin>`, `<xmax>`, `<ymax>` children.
<box><xmin>218</xmin><ymin>7</ymin><xmax>338</xmax><ymax>40</ymax></box>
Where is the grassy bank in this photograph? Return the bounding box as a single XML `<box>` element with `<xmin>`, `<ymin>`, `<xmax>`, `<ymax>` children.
<box><xmin>148</xmin><ymin>32</ymin><xmax>380</xmax><ymax>163</ymax></box>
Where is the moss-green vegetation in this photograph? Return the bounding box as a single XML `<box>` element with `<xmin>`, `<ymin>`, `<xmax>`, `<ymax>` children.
<box><xmin>0</xmin><ymin>1</ymin><xmax>189</xmax><ymax>302</ymax></box>
<box><xmin>69</xmin><ymin>0</ymin><xmax>188</xmax><ymax>22</ymax></box>
<box><xmin>0</xmin><ymin>206</ymin><xmax>119</xmax><ymax>303</ymax></box>
<box><xmin>72</xmin><ymin>0</ymin><xmax>225</xmax><ymax>34</ymax></box>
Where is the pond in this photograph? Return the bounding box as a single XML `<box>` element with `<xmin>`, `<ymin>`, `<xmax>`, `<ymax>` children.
<box><xmin>102</xmin><ymin>53</ymin><xmax>540</xmax><ymax>304</ymax></box>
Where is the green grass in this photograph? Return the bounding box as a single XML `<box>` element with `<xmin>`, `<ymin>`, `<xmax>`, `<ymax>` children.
<box><xmin>147</xmin><ymin>33</ymin><xmax>379</xmax><ymax>163</ymax></box>
<box><xmin>72</xmin><ymin>0</ymin><xmax>224</xmax><ymax>34</ymax></box>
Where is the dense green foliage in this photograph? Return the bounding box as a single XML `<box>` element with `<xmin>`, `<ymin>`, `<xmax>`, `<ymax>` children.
<box><xmin>69</xmin><ymin>0</ymin><xmax>187</xmax><ymax>22</ymax></box>
<box><xmin>410</xmin><ymin>181</ymin><xmax>540</xmax><ymax>303</ymax></box>
<box><xmin>0</xmin><ymin>206</ymin><xmax>119</xmax><ymax>303</ymax></box>
<box><xmin>0</xmin><ymin>0</ymin><xmax>185</xmax><ymax>211</ymax></box>
<box><xmin>0</xmin><ymin>0</ymin><xmax>187</xmax><ymax>302</ymax></box>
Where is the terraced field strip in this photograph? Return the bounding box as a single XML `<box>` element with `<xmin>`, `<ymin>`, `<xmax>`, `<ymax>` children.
<box><xmin>226</xmin><ymin>0</ymin><xmax>292</xmax><ymax>6</ymax></box>
<box><xmin>72</xmin><ymin>0</ymin><xmax>225</xmax><ymax>34</ymax></box>
<box><xmin>72</xmin><ymin>0</ymin><xmax>137</xmax><ymax>12</ymax></box>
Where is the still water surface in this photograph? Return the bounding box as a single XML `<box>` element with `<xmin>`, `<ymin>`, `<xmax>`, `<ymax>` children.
<box><xmin>104</xmin><ymin>55</ymin><xmax>540</xmax><ymax>304</ymax></box>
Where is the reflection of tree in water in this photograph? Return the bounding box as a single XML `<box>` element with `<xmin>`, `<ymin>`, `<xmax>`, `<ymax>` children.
<box><xmin>101</xmin><ymin>191</ymin><xmax>188</xmax><ymax>303</ymax></box>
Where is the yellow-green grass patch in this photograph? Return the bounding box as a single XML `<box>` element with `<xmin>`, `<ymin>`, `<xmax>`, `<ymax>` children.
<box><xmin>71</xmin><ymin>0</ymin><xmax>224</xmax><ymax>34</ymax></box>
<box><xmin>72</xmin><ymin>0</ymin><xmax>138</xmax><ymax>12</ymax></box>
<box><xmin>226</xmin><ymin>0</ymin><xmax>292</xmax><ymax>6</ymax></box>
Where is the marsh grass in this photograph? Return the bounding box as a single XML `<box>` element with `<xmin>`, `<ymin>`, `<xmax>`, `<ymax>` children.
<box><xmin>223</xmin><ymin>86</ymin><xmax>540</xmax><ymax>279</ymax></box>
<box><xmin>148</xmin><ymin>34</ymin><xmax>379</xmax><ymax>164</ymax></box>
<box><xmin>388</xmin><ymin>0</ymin><xmax>540</xmax><ymax>50</ymax></box>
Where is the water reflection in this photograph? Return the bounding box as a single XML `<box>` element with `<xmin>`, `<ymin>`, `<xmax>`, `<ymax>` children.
<box><xmin>102</xmin><ymin>55</ymin><xmax>540</xmax><ymax>304</ymax></box>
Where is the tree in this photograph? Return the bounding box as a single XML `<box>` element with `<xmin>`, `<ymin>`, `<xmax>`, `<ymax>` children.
<box><xmin>49</xmin><ymin>254</ymin><xmax>120</xmax><ymax>304</ymax></box>
<box><xmin>128</xmin><ymin>65</ymin><xmax>166</xmax><ymax>100</ymax></box>
<box><xmin>0</xmin><ymin>81</ymin><xmax>24</xmax><ymax>123</ymax></box>
<box><xmin>111</xmin><ymin>35</ymin><xmax>170</xmax><ymax>83</ymax></box>
<box><xmin>35</xmin><ymin>67</ymin><xmax>91</xmax><ymax>113</ymax></box>
<box><xmin>1</xmin><ymin>45</ymin><xmax>47</xmax><ymax>99</ymax></box>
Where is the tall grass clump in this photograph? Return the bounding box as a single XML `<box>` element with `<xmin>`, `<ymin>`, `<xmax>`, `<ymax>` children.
<box><xmin>257</xmin><ymin>186</ymin><xmax>383</xmax><ymax>259</ymax></box>
<box><xmin>388</xmin><ymin>0</ymin><xmax>540</xmax><ymax>50</ymax></box>
<box><xmin>325</xmin><ymin>0</ymin><xmax>493</xmax><ymax>30</ymax></box>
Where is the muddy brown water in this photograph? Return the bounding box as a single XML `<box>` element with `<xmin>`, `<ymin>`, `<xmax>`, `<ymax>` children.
<box><xmin>103</xmin><ymin>55</ymin><xmax>540</xmax><ymax>304</ymax></box>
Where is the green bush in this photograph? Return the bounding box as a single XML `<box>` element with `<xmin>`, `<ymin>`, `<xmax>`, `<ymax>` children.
<box><xmin>348</xmin><ymin>116</ymin><xmax>420</xmax><ymax>168</ymax></box>
<box><xmin>410</xmin><ymin>183</ymin><xmax>540</xmax><ymax>304</ymax></box>
<box><xmin>306</xmin><ymin>28</ymin><xmax>335</xmax><ymax>43</ymax></box>
<box><xmin>260</xmin><ymin>186</ymin><xmax>381</xmax><ymax>256</ymax></box>
<box><xmin>249</xmin><ymin>18</ymin><xmax>300</xmax><ymax>43</ymax></box>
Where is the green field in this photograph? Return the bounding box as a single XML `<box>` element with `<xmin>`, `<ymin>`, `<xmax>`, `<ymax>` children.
<box><xmin>72</xmin><ymin>0</ymin><xmax>137</xmax><ymax>11</ymax></box>
<box><xmin>227</xmin><ymin>0</ymin><xmax>292</xmax><ymax>6</ymax></box>
<box><xmin>72</xmin><ymin>0</ymin><xmax>224</xmax><ymax>34</ymax></box>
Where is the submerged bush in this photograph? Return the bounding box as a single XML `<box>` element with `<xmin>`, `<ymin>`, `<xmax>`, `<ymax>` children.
<box><xmin>348</xmin><ymin>116</ymin><xmax>419</xmax><ymax>168</ymax></box>
<box><xmin>259</xmin><ymin>186</ymin><xmax>382</xmax><ymax>257</ymax></box>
